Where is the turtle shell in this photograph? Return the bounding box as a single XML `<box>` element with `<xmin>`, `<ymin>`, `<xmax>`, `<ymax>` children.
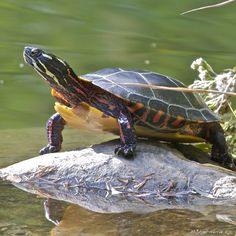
<box><xmin>82</xmin><ymin>68</ymin><xmax>219</xmax><ymax>122</ymax></box>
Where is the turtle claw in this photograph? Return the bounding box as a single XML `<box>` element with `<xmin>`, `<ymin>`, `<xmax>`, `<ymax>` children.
<box><xmin>114</xmin><ymin>144</ymin><xmax>136</xmax><ymax>158</ymax></box>
<box><xmin>40</xmin><ymin>144</ymin><xmax>61</xmax><ymax>155</ymax></box>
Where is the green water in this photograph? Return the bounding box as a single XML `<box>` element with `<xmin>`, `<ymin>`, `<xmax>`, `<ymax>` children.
<box><xmin>0</xmin><ymin>0</ymin><xmax>236</xmax><ymax>235</ymax></box>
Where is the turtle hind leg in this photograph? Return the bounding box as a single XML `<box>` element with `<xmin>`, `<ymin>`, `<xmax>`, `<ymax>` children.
<box><xmin>206</xmin><ymin>123</ymin><xmax>236</xmax><ymax>171</ymax></box>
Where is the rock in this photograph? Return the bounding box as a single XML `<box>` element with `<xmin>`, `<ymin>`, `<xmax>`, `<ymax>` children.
<box><xmin>0</xmin><ymin>140</ymin><xmax>236</xmax><ymax>213</ymax></box>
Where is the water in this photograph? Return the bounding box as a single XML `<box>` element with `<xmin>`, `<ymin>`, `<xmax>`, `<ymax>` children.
<box><xmin>0</xmin><ymin>0</ymin><xmax>236</xmax><ymax>235</ymax></box>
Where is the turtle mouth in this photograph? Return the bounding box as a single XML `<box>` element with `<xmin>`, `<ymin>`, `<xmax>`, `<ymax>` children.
<box><xmin>23</xmin><ymin>46</ymin><xmax>64</xmax><ymax>87</ymax></box>
<box><xmin>23</xmin><ymin>46</ymin><xmax>43</xmax><ymax>65</ymax></box>
<box><xmin>23</xmin><ymin>46</ymin><xmax>76</xmax><ymax>89</ymax></box>
<box><xmin>23</xmin><ymin>46</ymin><xmax>49</xmax><ymax>75</ymax></box>
<box><xmin>23</xmin><ymin>47</ymin><xmax>34</xmax><ymax>66</ymax></box>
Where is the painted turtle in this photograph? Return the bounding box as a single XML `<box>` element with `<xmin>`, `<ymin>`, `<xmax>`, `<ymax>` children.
<box><xmin>23</xmin><ymin>47</ymin><xmax>235</xmax><ymax>170</ymax></box>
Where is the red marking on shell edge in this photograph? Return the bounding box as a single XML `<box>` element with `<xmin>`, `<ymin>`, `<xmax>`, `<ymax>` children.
<box><xmin>171</xmin><ymin>117</ymin><xmax>184</xmax><ymax>127</ymax></box>
<box><xmin>153</xmin><ymin>111</ymin><xmax>165</xmax><ymax>123</ymax></box>
<box><xmin>128</xmin><ymin>103</ymin><xmax>144</xmax><ymax>113</ymax></box>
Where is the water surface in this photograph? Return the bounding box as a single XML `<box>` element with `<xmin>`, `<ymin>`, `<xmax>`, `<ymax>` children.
<box><xmin>0</xmin><ymin>0</ymin><xmax>236</xmax><ymax>235</ymax></box>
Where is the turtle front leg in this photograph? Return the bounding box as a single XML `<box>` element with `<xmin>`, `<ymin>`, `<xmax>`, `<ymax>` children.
<box><xmin>114</xmin><ymin>110</ymin><xmax>136</xmax><ymax>158</ymax></box>
<box><xmin>207</xmin><ymin>123</ymin><xmax>236</xmax><ymax>171</ymax></box>
<box><xmin>40</xmin><ymin>113</ymin><xmax>66</xmax><ymax>155</ymax></box>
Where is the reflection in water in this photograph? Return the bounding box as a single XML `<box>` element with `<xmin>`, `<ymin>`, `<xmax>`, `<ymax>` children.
<box><xmin>1</xmin><ymin>183</ymin><xmax>235</xmax><ymax>236</ymax></box>
<box><xmin>46</xmin><ymin>199</ymin><xmax>236</xmax><ymax>236</ymax></box>
<box><xmin>0</xmin><ymin>181</ymin><xmax>52</xmax><ymax>235</ymax></box>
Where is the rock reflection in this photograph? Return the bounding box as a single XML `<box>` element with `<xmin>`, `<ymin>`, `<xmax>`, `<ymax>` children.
<box><xmin>45</xmin><ymin>199</ymin><xmax>236</xmax><ymax>236</ymax></box>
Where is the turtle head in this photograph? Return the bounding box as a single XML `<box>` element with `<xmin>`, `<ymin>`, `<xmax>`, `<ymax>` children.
<box><xmin>23</xmin><ymin>46</ymin><xmax>78</xmax><ymax>88</ymax></box>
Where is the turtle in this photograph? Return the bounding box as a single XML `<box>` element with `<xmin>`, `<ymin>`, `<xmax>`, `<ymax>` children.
<box><xmin>23</xmin><ymin>46</ymin><xmax>236</xmax><ymax>171</ymax></box>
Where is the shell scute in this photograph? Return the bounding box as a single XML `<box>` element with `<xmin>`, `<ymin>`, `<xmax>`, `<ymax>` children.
<box><xmin>187</xmin><ymin>109</ymin><xmax>205</xmax><ymax>121</ymax></box>
<box><xmin>148</xmin><ymin>99</ymin><xmax>168</xmax><ymax>113</ymax></box>
<box><xmin>168</xmin><ymin>105</ymin><xmax>187</xmax><ymax>118</ymax></box>
<box><xmin>82</xmin><ymin>68</ymin><xmax>219</xmax><ymax>122</ymax></box>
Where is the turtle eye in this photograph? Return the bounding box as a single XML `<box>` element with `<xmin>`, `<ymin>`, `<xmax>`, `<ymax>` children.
<box><xmin>31</xmin><ymin>48</ymin><xmax>42</xmax><ymax>57</ymax></box>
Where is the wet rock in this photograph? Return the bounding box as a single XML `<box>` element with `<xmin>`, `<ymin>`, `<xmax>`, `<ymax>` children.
<box><xmin>0</xmin><ymin>140</ymin><xmax>235</xmax><ymax>213</ymax></box>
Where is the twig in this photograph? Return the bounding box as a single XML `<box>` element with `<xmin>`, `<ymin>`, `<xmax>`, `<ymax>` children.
<box><xmin>134</xmin><ymin>176</ymin><xmax>152</xmax><ymax>190</ymax></box>
<box><xmin>215</xmin><ymin>75</ymin><xmax>236</xmax><ymax>113</ymax></box>
<box><xmin>121</xmin><ymin>83</ymin><xmax>236</xmax><ymax>96</ymax></box>
<box><xmin>181</xmin><ymin>0</ymin><xmax>236</xmax><ymax>15</ymax></box>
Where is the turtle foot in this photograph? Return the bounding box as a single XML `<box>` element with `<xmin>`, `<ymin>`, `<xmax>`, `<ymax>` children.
<box><xmin>212</xmin><ymin>152</ymin><xmax>236</xmax><ymax>171</ymax></box>
<box><xmin>114</xmin><ymin>144</ymin><xmax>136</xmax><ymax>158</ymax></box>
<box><xmin>40</xmin><ymin>144</ymin><xmax>61</xmax><ymax>155</ymax></box>
<box><xmin>222</xmin><ymin>154</ymin><xmax>236</xmax><ymax>171</ymax></box>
